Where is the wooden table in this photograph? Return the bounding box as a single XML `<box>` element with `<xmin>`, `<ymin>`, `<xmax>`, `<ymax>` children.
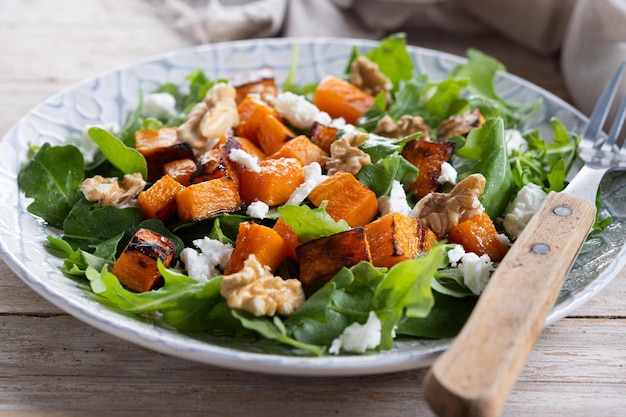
<box><xmin>1</xmin><ymin>1</ymin><xmax>625</xmax><ymax>416</ymax></box>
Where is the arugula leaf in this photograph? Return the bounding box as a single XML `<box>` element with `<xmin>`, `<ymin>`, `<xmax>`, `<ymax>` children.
<box><xmin>358</xmin><ymin>132</ymin><xmax>415</xmax><ymax>163</ymax></box>
<box><xmin>88</xmin><ymin>127</ymin><xmax>148</xmax><ymax>179</ymax></box>
<box><xmin>455</xmin><ymin>118</ymin><xmax>515</xmax><ymax>219</ymax></box>
<box><xmin>449</xmin><ymin>49</ymin><xmax>541</xmax><ymax>127</ymax></box>
<box><xmin>231</xmin><ymin>311</ymin><xmax>325</xmax><ymax>356</ymax></box>
<box><xmin>357</xmin><ymin>154</ymin><xmax>418</xmax><ymax>197</ymax></box>
<box><xmin>17</xmin><ymin>143</ymin><xmax>84</xmax><ymax>229</ymax></box>
<box><xmin>277</xmin><ymin>204</ymin><xmax>349</xmax><ymax>243</ymax></box>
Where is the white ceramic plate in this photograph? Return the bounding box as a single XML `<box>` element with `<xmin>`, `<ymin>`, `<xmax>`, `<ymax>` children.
<box><xmin>2</xmin><ymin>38</ymin><xmax>626</xmax><ymax>376</ymax></box>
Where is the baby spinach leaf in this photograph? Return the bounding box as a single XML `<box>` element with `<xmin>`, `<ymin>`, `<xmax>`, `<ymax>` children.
<box><xmin>62</xmin><ymin>198</ymin><xmax>144</xmax><ymax>252</ymax></box>
<box><xmin>17</xmin><ymin>143</ymin><xmax>84</xmax><ymax>229</ymax></box>
<box><xmin>357</xmin><ymin>154</ymin><xmax>418</xmax><ymax>197</ymax></box>
<box><xmin>455</xmin><ymin>118</ymin><xmax>515</xmax><ymax>219</ymax></box>
<box><xmin>88</xmin><ymin>127</ymin><xmax>147</xmax><ymax>179</ymax></box>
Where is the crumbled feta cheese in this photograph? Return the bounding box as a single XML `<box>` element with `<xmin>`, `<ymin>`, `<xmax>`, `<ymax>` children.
<box><xmin>329</xmin><ymin>311</ymin><xmax>382</xmax><ymax>355</ymax></box>
<box><xmin>180</xmin><ymin>237</ymin><xmax>233</xmax><ymax>281</ymax></box>
<box><xmin>497</xmin><ymin>233</ymin><xmax>511</xmax><ymax>246</ymax></box>
<box><xmin>275</xmin><ymin>91</ymin><xmax>332</xmax><ymax>129</ymax></box>
<box><xmin>505</xmin><ymin>129</ymin><xmax>528</xmax><ymax>154</ymax></box>
<box><xmin>447</xmin><ymin>244</ymin><xmax>466</xmax><ymax>267</ymax></box>
<box><xmin>459</xmin><ymin>252</ymin><xmax>493</xmax><ymax>295</ymax></box>
<box><xmin>503</xmin><ymin>183</ymin><xmax>547</xmax><ymax>239</ymax></box>
<box><xmin>285</xmin><ymin>162</ymin><xmax>328</xmax><ymax>206</ymax></box>
<box><xmin>378</xmin><ymin>180</ymin><xmax>412</xmax><ymax>217</ymax></box>
<box><xmin>246</xmin><ymin>200</ymin><xmax>269</xmax><ymax>219</ymax></box>
<box><xmin>229</xmin><ymin>148</ymin><xmax>261</xmax><ymax>173</ymax></box>
<box><xmin>141</xmin><ymin>92</ymin><xmax>177</xmax><ymax>120</ymax></box>
<box><xmin>438</xmin><ymin>161</ymin><xmax>458</xmax><ymax>185</ymax></box>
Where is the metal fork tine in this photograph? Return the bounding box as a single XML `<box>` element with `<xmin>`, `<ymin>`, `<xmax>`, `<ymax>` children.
<box><xmin>585</xmin><ymin>61</ymin><xmax>626</xmax><ymax>147</ymax></box>
<box><xmin>605</xmin><ymin>94</ymin><xmax>626</xmax><ymax>150</ymax></box>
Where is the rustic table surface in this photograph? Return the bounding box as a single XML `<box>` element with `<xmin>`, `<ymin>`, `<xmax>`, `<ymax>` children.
<box><xmin>1</xmin><ymin>1</ymin><xmax>625</xmax><ymax>416</ymax></box>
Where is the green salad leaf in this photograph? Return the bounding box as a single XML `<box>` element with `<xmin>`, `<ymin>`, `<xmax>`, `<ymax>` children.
<box><xmin>17</xmin><ymin>143</ymin><xmax>84</xmax><ymax>229</ymax></box>
<box><xmin>277</xmin><ymin>204</ymin><xmax>350</xmax><ymax>243</ymax></box>
<box><xmin>88</xmin><ymin>127</ymin><xmax>148</xmax><ymax>179</ymax></box>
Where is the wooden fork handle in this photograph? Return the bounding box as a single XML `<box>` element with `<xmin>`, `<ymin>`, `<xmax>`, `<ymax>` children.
<box><xmin>423</xmin><ymin>192</ymin><xmax>597</xmax><ymax>417</ymax></box>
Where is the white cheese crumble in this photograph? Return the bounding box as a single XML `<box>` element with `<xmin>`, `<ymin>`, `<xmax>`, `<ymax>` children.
<box><xmin>447</xmin><ymin>244</ymin><xmax>493</xmax><ymax>295</ymax></box>
<box><xmin>378</xmin><ymin>180</ymin><xmax>412</xmax><ymax>217</ymax></box>
<box><xmin>229</xmin><ymin>148</ymin><xmax>261</xmax><ymax>173</ymax></box>
<box><xmin>79</xmin><ymin>122</ymin><xmax>120</xmax><ymax>164</ymax></box>
<box><xmin>505</xmin><ymin>129</ymin><xmax>528</xmax><ymax>154</ymax></box>
<box><xmin>329</xmin><ymin>311</ymin><xmax>382</xmax><ymax>355</ymax></box>
<box><xmin>503</xmin><ymin>183</ymin><xmax>547</xmax><ymax>239</ymax></box>
<box><xmin>438</xmin><ymin>161</ymin><xmax>458</xmax><ymax>185</ymax></box>
<box><xmin>141</xmin><ymin>92</ymin><xmax>178</xmax><ymax>120</ymax></box>
<box><xmin>180</xmin><ymin>237</ymin><xmax>233</xmax><ymax>282</ymax></box>
<box><xmin>459</xmin><ymin>252</ymin><xmax>493</xmax><ymax>295</ymax></box>
<box><xmin>275</xmin><ymin>91</ymin><xmax>332</xmax><ymax>129</ymax></box>
<box><xmin>246</xmin><ymin>200</ymin><xmax>270</xmax><ymax>219</ymax></box>
<box><xmin>285</xmin><ymin>162</ymin><xmax>328</xmax><ymax>206</ymax></box>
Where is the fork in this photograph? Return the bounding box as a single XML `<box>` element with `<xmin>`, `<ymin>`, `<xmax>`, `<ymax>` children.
<box><xmin>423</xmin><ymin>62</ymin><xmax>626</xmax><ymax>417</ymax></box>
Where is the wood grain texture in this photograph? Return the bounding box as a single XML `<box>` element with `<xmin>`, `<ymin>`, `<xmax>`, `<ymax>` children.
<box><xmin>1</xmin><ymin>1</ymin><xmax>625</xmax><ymax>417</ymax></box>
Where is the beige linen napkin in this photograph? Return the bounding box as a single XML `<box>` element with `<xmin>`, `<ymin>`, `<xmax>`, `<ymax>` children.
<box><xmin>152</xmin><ymin>0</ymin><xmax>626</xmax><ymax>118</ymax></box>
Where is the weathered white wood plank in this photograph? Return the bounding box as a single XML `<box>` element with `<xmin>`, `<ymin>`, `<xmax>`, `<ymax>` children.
<box><xmin>0</xmin><ymin>316</ymin><xmax>624</xmax><ymax>416</ymax></box>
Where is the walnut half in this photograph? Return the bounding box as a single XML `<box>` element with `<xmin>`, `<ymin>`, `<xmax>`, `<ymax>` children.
<box><xmin>350</xmin><ymin>55</ymin><xmax>393</xmax><ymax>104</ymax></box>
<box><xmin>324</xmin><ymin>131</ymin><xmax>371</xmax><ymax>175</ymax></box>
<box><xmin>220</xmin><ymin>255</ymin><xmax>305</xmax><ymax>317</ymax></box>
<box><xmin>81</xmin><ymin>172</ymin><xmax>145</xmax><ymax>207</ymax></box>
<box><xmin>412</xmin><ymin>173</ymin><xmax>486</xmax><ymax>238</ymax></box>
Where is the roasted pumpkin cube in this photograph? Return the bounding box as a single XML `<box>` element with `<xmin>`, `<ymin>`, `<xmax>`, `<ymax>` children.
<box><xmin>364</xmin><ymin>212</ymin><xmax>437</xmax><ymax>268</ymax></box>
<box><xmin>176</xmin><ymin>177</ymin><xmax>242</xmax><ymax>222</ymax></box>
<box><xmin>163</xmin><ymin>158</ymin><xmax>197</xmax><ymax>186</ymax></box>
<box><xmin>401</xmin><ymin>139</ymin><xmax>455</xmax><ymax>200</ymax></box>
<box><xmin>229</xmin><ymin>67</ymin><xmax>278</xmax><ymax>104</ymax></box>
<box><xmin>135</xmin><ymin>128</ymin><xmax>194</xmax><ymax>182</ymax></box>
<box><xmin>313</xmin><ymin>75</ymin><xmax>375</xmax><ymax>125</ymax></box>
<box><xmin>270</xmin><ymin>135</ymin><xmax>327</xmax><ymax>166</ymax></box>
<box><xmin>273</xmin><ymin>216</ymin><xmax>300</xmax><ymax>261</ymax></box>
<box><xmin>189</xmin><ymin>136</ymin><xmax>245</xmax><ymax>186</ymax></box>
<box><xmin>236</xmin><ymin>136</ymin><xmax>266</xmax><ymax>161</ymax></box>
<box><xmin>234</xmin><ymin>95</ymin><xmax>278</xmax><ymax>144</ymax></box>
<box><xmin>136</xmin><ymin>175</ymin><xmax>185</xmax><ymax>222</ymax></box>
<box><xmin>224</xmin><ymin>221</ymin><xmax>289</xmax><ymax>274</ymax></box>
<box><xmin>307</xmin><ymin>171</ymin><xmax>378</xmax><ymax>227</ymax></box>
<box><xmin>437</xmin><ymin>109</ymin><xmax>485</xmax><ymax>141</ymax></box>
<box><xmin>238</xmin><ymin>157</ymin><xmax>305</xmax><ymax>206</ymax></box>
<box><xmin>310</xmin><ymin>122</ymin><xmax>339</xmax><ymax>154</ymax></box>
<box><xmin>257</xmin><ymin>114</ymin><xmax>296</xmax><ymax>155</ymax></box>
<box><xmin>447</xmin><ymin>212</ymin><xmax>509</xmax><ymax>262</ymax></box>
<box><xmin>111</xmin><ymin>228</ymin><xmax>177</xmax><ymax>293</ymax></box>
<box><xmin>296</xmin><ymin>227</ymin><xmax>372</xmax><ymax>286</ymax></box>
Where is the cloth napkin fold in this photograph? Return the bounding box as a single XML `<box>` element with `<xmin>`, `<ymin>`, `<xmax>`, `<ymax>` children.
<box><xmin>152</xmin><ymin>0</ymin><xmax>626</xmax><ymax>119</ymax></box>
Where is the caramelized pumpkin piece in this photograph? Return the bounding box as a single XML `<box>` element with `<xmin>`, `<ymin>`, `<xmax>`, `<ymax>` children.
<box><xmin>163</xmin><ymin>159</ymin><xmax>197</xmax><ymax>186</ymax></box>
<box><xmin>136</xmin><ymin>175</ymin><xmax>185</xmax><ymax>222</ymax></box>
<box><xmin>111</xmin><ymin>228</ymin><xmax>177</xmax><ymax>293</ymax></box>
<box><xmin>310</xmin><ymin>121</ymin><xmax>339</xmax><ymax>154</ymax></box>
<box><xmin>270</xmin><ymin>135</ymin><xmax>327</xmax><ymax>166</ymax></box>
<box><xmin>234</xmin><ymin>95</ymin><xmax>278</xmax><ymax>144</ymax></box>
<box><xmin>273</xmin><ymin>216</ymin><xmax>300</xmax><ymax>261</ymax></box>
<box><xmin>401</xmin><ymin>139</ymin><xmax>455</xmax><ymax>200</ymax></box>
<box><xmin>176</xmin><ymin>177</ymin><xmax>242</xmax><ymax>222</ymax></box>
<box><xmin>189</xmin><ymin>136</ymin><xmax>245</xmax><ymax>186</ymax></box>
<box><xmin>307</xmin><ymin>171</ymin><xmax>378</xmax><ymax>227</ymax></box>
<box><xmin>135</xmin><ymin>128</ymin><xmax>194</xmax><ymax>182</ymax></box>
<box><xmin>229</xmin><ymin>67</ymin><xmax>278</xmax><ymax>104</ymax></box>
<box><xmin>313</xmin><ymin>75</ymin><xmax>375</xmax><ymax>125</ymax></box>
<box><xmin>364</xmin><ymin>212</ymin><xmax>437</xmax><ymax>268</ymax></box>
<box><xmin>447</xmin><ymin>212</ymin><xmax>509</xmax><ymax>262</ymax></box>
<box><xmin>297</xmin><ymin>227</ymin><xmax>371</xmax><ymax>286</ymax></box>
<box><xmin>437</xmin><ymin>109</ymin><xmax>485</xmax><ymax>141</ymax></box>
<box><xmin>224</xmin><ymin>221</ymin><xmax>288</xmax><ymax>274</ymax></box>
<box><xmin>238</xmin><ymin>157</ymin><xmax>305</xmax><ymax>206</ymax></box>
<box><xmin>257</xmin><ymin>114</ymin><xmax>296</xmax><ymax>155</ymax></box>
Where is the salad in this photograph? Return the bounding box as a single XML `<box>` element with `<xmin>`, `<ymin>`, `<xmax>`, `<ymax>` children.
<box><xmin>16</xmin><ymin>33</ymin><xmax>595</xmax><ymax>357</ymax></box>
